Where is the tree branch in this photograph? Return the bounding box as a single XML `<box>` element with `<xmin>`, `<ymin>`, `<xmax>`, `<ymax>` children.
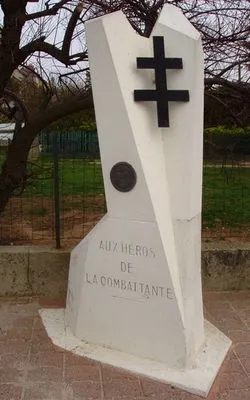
<box><xmin>18</xmin><ymin>2</ymin><xmax>87</xmax><ymax>65</ymax></box>
<box><xmin>205</xmin><ymin>77</ymin><xmax>250</xmax><ymax>98</ymax></box>
<box><xmin>25</xmin><ymin>90</ymin><xmax>93</xmax><ymax>136</ymax></box>
<box><xmin>208</xmin><ymin>58</ymin><xmax>250</xmax><ymax>80</ymax></box>
<box><xmin>18</xmin><ymin>37</ymin><xmax>64</xmax><ymax>64</ymax></box>
<box><xmin>205</xmin><ymin>92</ymin><xmax>244</xmax><ymax>127</ymax></box>
<box><xmin>18</xmin><ymin>37</ymin><xmax>87</xmax><ymax>65</ymax></box>
<box><xmin>62</xmin><ymin>1</ymin><xmax>84</xmax><ymax>61</ymax></box>
<box><xmin>24</xmin><ymin>0</ymin><xmax>70</xmax><ymax>21</ymax></box>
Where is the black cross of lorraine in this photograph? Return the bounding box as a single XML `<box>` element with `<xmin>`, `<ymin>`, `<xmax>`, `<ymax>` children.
<box><xmin>134</xmin><ymin>36</ymin><xmax>189</xmax><ymax>128</ymax></box>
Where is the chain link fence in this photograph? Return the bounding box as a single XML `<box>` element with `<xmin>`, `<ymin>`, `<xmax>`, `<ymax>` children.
<box><xmin>0</xmin><ymin>130</ymin><xmax>249</xmax><ymax>247</ymax></box>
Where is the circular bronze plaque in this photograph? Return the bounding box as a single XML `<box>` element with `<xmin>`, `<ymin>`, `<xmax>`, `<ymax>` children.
<box><xmin>110</xmin><ymin>162</ymin><xmax>137</xmax><ymax>193</ymax></box>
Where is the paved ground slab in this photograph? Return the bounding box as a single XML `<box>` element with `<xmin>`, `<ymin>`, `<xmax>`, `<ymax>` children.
<box><xmin>0</xmin><ymin>292</ymin><xmax>250</xmax><ymax>399</ymax></box>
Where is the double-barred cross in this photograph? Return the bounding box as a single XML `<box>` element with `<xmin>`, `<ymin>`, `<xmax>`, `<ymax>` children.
<box><xmin>134</xmin><ymin>36</ymin><xmax>189</xmax><ymax>128</ymax></box>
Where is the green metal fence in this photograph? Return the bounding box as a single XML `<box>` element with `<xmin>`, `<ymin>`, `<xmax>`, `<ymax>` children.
<box><xmin>40</xmin><ymin>130</ymin><xmax>100</xmax><ymax>158</ymax></box>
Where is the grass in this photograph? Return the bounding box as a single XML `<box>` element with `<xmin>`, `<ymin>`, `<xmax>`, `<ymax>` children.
<box><xmin>203</xmin><ymin>165</ymin><xmax>250</xmax><ymax>227</ymax></box>
<box><xmin>24</xmin><ymin>157</ymin><xmax>104</xmax><ymax>197</ymax></box>
<box><xmin>0</xmin><ymin>154</ymin><xmax>104</xmax><ymax>197</ymax></box>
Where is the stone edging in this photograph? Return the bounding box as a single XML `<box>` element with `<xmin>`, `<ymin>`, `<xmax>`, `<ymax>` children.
<box><xmin>0</xmin><ymin>244</ymin><xmax>249</xmax><ymax>296</ymax></box>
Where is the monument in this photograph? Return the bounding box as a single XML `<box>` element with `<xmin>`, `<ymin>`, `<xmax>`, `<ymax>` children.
<box><xmin>40</xmin><ymin>5</ymin><xmax>231</xmax><ymax>397</ymax></box>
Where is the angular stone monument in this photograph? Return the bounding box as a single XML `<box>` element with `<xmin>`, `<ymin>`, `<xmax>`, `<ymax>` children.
<box><xmin>40</xmin><ymin>5</ymin><xmax>231</xmax><ymax>397</ymax></box>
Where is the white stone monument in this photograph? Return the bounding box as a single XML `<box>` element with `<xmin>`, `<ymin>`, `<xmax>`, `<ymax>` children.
<box><xmin>40</xmin><ymin>5</ymin><xmax>231</xmax><ymax>397</ymax></box>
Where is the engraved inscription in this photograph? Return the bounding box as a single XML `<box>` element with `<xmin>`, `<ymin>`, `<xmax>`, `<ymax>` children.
<box><xmin>99</xmin><ymin>240</ymin><xmax>155</xmax><ymax>258</ymax></box>
<box><xmin>85</xmin><ymin>273</ymin><xmax>174</xmax><ymax>300</ymax></box>
<box><xmin>86</xmin><ymin>238</ymin><xmax>174</xmax><ymax>302</ymax></box>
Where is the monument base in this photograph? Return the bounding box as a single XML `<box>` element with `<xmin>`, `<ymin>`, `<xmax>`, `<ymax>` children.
<box><xmin>39</xmin><ymin>308</ymin><xmax>231</xmax><ymax>397</ymax></box>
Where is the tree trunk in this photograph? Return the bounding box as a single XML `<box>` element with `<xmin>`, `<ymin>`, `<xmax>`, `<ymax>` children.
<box><xmin>0</xmin><ymin>132</ymin><xmax>33</xmax><ymax>214</ymax></box>
<box><xmin>0</xmin><ymin>92</ymin><xmax>93</xmax><ymax>215</ymax></box>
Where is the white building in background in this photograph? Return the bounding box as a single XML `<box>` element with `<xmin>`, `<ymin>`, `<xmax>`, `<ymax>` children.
<box><xmin>12</xmin><ymin>64</ymin><xmax>39</xmax><ymax>85</ymax></box>
<box><xmin>0</xmin><ymin>123</ymin><xmax>15</xmax><ymax>145</ymax></box>
<box><xmin>0</xmin><ymin>122</ymin><xmax>39</xmax><ymax>159</ymax></box>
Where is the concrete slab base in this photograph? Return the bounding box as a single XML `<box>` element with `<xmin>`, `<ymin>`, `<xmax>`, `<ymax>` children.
<box><xmin>39</xmin><ymin>308</ymin><xmax>231</xmax><ymax>398</ymax></box>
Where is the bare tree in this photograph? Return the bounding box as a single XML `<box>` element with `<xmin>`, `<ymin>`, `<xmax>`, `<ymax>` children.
<box><xmin>0</xmin><ymin>0</ymin><xmax>92</xmax><ymax>213</ymax></box>
<box><xmin>0</xmin><ymin>0</ymin><xmax>249</xmax><ymax>214</ymax></box>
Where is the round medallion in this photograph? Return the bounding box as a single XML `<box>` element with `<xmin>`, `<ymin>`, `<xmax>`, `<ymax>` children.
<box><xmin>110</xmin><ymin>162</ymin><xmax>137</xmax><ymax>193</ymax></box>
